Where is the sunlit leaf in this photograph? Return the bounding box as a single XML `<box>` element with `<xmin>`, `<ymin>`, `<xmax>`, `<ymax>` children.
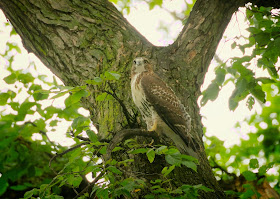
<box><xmin>86</xmin><ymin>129</ymin><xmax>98</xmax><ymax>142</ymax></box>
<box><xmin>0</xmin><ymin>93</ymin><xmax>10</xmax><ymax>105</ymax></box>
<box><xmin>3</xmin><ymin>73</ymin><xmax>17</xmax><ymax>84</ymax></box>
<box><xmin>146</xmin><ymin>149</ymin><xmax>156</xmax><ymax>163</ymax></box>
<box><xmin>242</xmin><ymin>171</ymin><xmax>257</xmax><ymax>181</ymax></box>
<box><xmin>161</xmin><ymin>165</ymin><xmax>175</xmax><ymax>177</ymax></box>
<box><xmin>249</xmin><ymin>159</ymin><xmax>259</xmax><ymax>169</ymax></box>
<box><xmin>104</xmin><ymin>71</ymin><xmax>121</xmax><ymax>80</ymax></box>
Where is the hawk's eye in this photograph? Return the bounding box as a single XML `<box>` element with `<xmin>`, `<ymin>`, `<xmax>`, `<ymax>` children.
<box><xmin>144</xmin><ymin>59</ymin><xmax>148</xmax><ymax>64</ymax></box>
<box><xmin>133</xmin><ymin>60</ymin><xmax>137</xmax><ymax>64</ymax></box>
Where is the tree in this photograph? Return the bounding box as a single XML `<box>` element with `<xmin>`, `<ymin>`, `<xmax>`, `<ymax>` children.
<box><xmin>0</xmin><ymin>0</ymin><xmax>279</xmax><ymax>198</ymax></box>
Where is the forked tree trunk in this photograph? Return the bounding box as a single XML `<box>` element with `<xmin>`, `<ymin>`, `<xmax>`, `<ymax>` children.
<box><xmin>0</xmin><ymin>0</ymin><xmax>277</xmax><ymax>198</ymax></box>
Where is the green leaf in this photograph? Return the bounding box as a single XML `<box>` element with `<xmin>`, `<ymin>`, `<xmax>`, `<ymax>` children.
<box><xmin>146</xmin><ymin>149</ymin><xmax>156</xmax><ymax>163</ymax></box>
<box><xmin>10</xmin><ymin>184</ymin><xmax>29</xmax><ymax>191</ymax></box>
<box><xmin>182</xmin><ymin>160</ymin><xmax>197</xmax><ymax>172</ymax></box>
<box><xmin>18</xmin><ymin>73</ymin><xmax>35</xmax><ymax>84</ymax></box>
<box><xmin>256</xmin><ymin>77</ymin><xmax>275</xmax><ymax>84</ymax></box>
<box><xmin>242</xmin><ymin>171</ymin><xmax>257</xmax><ymax>181</ymax></box>
<box><xmin>165</xmin><ymin>148</ymin><xmax>179</xmax><ymax>155</ymax></box>
<box><xmin>165</xmin><ymin>153</ymin><xmax>182</xmax><ymax>166</ymax></box>
<box><xmin>23</xmin><ymin>189</ymin><xmax>38</xmax><ymax>198</ymax></box>
<box><xmin>0</xmin><ymin>93</ymin><xmax>10</xmax><ymax>105</ymax></box>
<box><xmin>229</xmin><ymin>78</ymin><xmax>249</xmax><ymax>111</ymax></box>
<box><xmin>240</xmin><ymin>189</ymin><xmax>255</xmax><ymax>199</ymax></box>
<box><xmin>0</xmin><ymin>178</ymin><xmax>9</xmax><ymax>196</ymax></box>
<box><xmin>96</xmin><ymin>188</ymin><xmax>109</xmax><ymax>199</ymax></box>
<box><xmin>259</xmin><ymin>163</ymin><xmax>274</xmax><ymax>176</ymax></box>
<box><xmin>53</xmin><ymin>76</ymin><xmax>58</xmax><ymax>86</ymax></box>
<box><xmin>96</xmin><ymin>93</ymin><xmax>114</xmax><ymax>101</ymax></box>
<box><xmin>7</xmin><ymin>42</ymin><xmax>21</xmax><ymax>53</ymax></box>
<box><xmin>130</xmin><ymin>148</ymin><xmax>148</xmax><ymax>154</ymax></box>
<box><xmin>201</xmin><ymin>82</ymin><xmax>219</xmax><ymax>106</ymax></box>
<box><xmin>247</xmin><ymin>27</ymin><xmax>261</xmax><ymax>34</ymax></box>
<box><xmin>249</xmin><ymin>159</ymin><xmax>259</xmax><ymax>169</ymax></box>
<box><xmin>250</xmin><ymin>84</ymin><xmax>266</xmax><ymax>103</ymax></box>
<box><xmin>246</xmin><ymin>96</ymin><xmax>255</xmax><ymax>110</ymax></box>
<box><xmin>3</xmin><ymin>73</ymin><xmax>17</xmax><ymax>84</ymax></box>
<box><xmin>149</xmin><ymin>0</ymin><xmax>163</xmax><ymax>10</ymax></box>
<box><xmin>215</xmin><ymin>67</ymin><xmax>226</xmax><ymax>86</ymax></box>
<box><xmin>231</xmin><ymin>41</ymin><xmax>237</xmax><ymax>49</ymax></box>
<box><xmin>111</xmin><ymin>147</ymin><xmax>122</xmax><ymax>153</ymax></box>
<box><xmin>29</xmin><ymin>84</ymin><xmax>49</xmax><ymax>101</ymax></box>
<box><xmin>86</xmin><ymin>130</ymin><xmax>98</xmax><ymax>142</ymax></box>
<box><xmin>144</xmin><ymin>194</ymin><xmax>155</xmax><ymax>199</ymax></box>
<box><xmin>10</xmin><ymin>28</ymin><xmax>17</xmax><ymax>36</ymax></box>
<box><xmin>72</xmin><ymin>116</ymin><xmax>89</xmax><ymax>129</ymax></box>
<box><xmin>229</xmin><ymin>97</ymin><xmax>238</xmax><ymax>111</ymax></box>
<box><xmin>9</xmin><ymin>102</ymin><xmax>19</xmax><ymax>111</ymax></box>
<box><xmin>72</xmin><ymin>176</ymin><xmax>83</xmax><ymax>187</ymax></box>
<box><xmin>107</xmin><ymin>166</ymin><xmax>122</xmax><ymax>175</ymax></box>
<box><xmin>255</xmin><ymin>32</ymin><xmax>270</xmax><ymax>47</ymax></box>
<box><xmin>104</xmin><ymin>71</ymin><xmax>121</xmax><ymax>80</ymax></box>
<box><xmin>100</xmin><ymin>146</ymin><xmax>107</xmax><ymax>155</ymax></box>
<box><xmin>155</xmin><ymin>146</ymin><xmax>168</xmax><ymax>154</ymax></box>
<box><xmin>33</xmin><ymin>92</ymin><xmax>49</xmax><ymax>101</ymax></box>
<box><xmin>161</xmin><ymin>165</ymin><xmax>175</xmax><ymax>177</ymax></box>
<box><xmin>86</xmin><ymin>77</ymin><xmax>103</xmax><ymax>85</ymax></box>
<box><xmin>257</xmin><ymin>178</ymin><xmax>265</xmax><ymax>185</ymax></box>
<box><xmin>193</xmin><ymin>184</ymin><xmax>213</xmax><ymax>192</ymax></box>
<box><xmin>49</xmin><ymin>120</ymin><xmax>58</xmax><ymax>127</ymax></box>
<box><xmin>17</xmin><ymin>101</ymin><xmax>37</xmax><ymax>121</ymax></box>
<box><xmin>65</xmin><ymin>89</ymin><xmax>88</xmax><ymax>107</ymax></box>
<box><xmin>181</xmin><ymin>154</ymin><xmax>199</xmax><ymax>164</ymax></box>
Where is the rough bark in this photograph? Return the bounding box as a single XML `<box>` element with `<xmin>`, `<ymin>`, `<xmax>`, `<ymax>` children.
<box><xmin>0</xmin><ymin>0</ymin><xmax>279</xmax><ymax>198</ymax></box>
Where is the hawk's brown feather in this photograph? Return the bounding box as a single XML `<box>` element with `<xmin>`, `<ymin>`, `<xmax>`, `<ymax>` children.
<box><xmin>140</xmin><ymin>73</ymin><xmax>199</xmax><ymax>153</ymax></box>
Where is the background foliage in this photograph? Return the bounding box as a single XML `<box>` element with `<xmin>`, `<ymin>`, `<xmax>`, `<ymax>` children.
<box><xmin>0</xmin><ymin>1</ymin><xmax>280</xmax><ymax>199</ymax></box>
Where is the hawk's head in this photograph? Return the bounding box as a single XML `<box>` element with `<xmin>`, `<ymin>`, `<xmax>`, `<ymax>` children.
<box><xmin>131</xmin><ymin>57</ymin><xmax>153</xmax><ymax>76</ymax></box>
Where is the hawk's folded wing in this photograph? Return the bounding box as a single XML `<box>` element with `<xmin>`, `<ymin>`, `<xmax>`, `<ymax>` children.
<box><xmin>141</xmin><ymin>73</ymin><xmax>200</xmax><ymax>152</ymax></box>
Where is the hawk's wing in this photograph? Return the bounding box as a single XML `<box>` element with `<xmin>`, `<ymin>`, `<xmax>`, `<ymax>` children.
<box><xmin>141</xmin><ymin>73</ymin><xmax>200</xmax><ymax>152</ymax></box>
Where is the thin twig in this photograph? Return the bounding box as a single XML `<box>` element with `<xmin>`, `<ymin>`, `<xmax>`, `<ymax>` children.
<box><xmin>24</xmin><ymin>121</ymin><xmax>57</xmax><ymax>148</ymax></box>
<box><xmin>67</xmin><ymin>130</ymin><xmax>91</xmax><ymax>141</ymax></box>
<box><xmin>49</xmin><ymin>141</ymin><xmax>90</xmax><ymax>174</ymax></box>
<box><xmin>105</xmin><ymin>82</ymin><xmax>134</xmax><ymax>128</ymax></box>
<box><xmin>76</xmin><ymin>135</ymin><xmax>90</xmax><ymax>141</ymax></box>
<box><xmin>73</xmin><ymin>171</ymin><xmax>105</xmax><ymax>199</ymax></box>
<box><xmin>211</xmin><ymin>157</ymin><xmax>236</xmax><ymax>177</ymax></box>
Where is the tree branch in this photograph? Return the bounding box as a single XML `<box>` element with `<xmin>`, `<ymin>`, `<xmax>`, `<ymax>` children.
<box><xmin>49</xmin><ymin>141</ymin><xmax>90</xmax><ymax>174</ymax></box>
<box><xmin>105</xmin><ymin>129</ymin><xmax>159</xmax><ymax>161</ymax></box>
<box><xmin>73</xmin><ymin>171</ymin><xmax>105</xmax><ymax>199</ymax></box>
<box><xmin>104</xmin><ymin>82</ymin><xmax>136</xmax><ymax>128</ymax></box>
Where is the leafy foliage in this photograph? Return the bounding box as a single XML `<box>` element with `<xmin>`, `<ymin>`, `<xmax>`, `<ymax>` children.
<box><xmin>204</xmin><ymin>82</ymin><xmax>280</xmax><ymax>195</ymax></box>
<box><xmin>201</xmin><ymin>6</ymin><xmax>280</xmax><ymax>111</ymax></box>
<box><xmin>201</xmin><ymin>7</ymin><xmax>280</xmax><ymax>196</ymax></box>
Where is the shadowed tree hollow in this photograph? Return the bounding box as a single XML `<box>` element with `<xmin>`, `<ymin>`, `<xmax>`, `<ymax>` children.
<box><xmin>1</xmin><ymin>0</ymin><xmax>280</xmax><ymax>198</ymax></box>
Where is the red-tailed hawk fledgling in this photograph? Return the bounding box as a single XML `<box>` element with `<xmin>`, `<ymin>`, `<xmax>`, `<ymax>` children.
<box><xmin>131</xmin><ymin>57</ymin><xmax>199</xmax><ymax>158</ymax></box>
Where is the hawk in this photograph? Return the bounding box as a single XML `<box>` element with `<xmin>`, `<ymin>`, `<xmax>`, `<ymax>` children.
<box><xmin>131</xmin><ymin>57</ymin><xmax>199</xmax><ymax>158</ymax></box>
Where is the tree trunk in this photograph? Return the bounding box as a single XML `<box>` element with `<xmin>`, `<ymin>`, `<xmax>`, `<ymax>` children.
<box><xmin>0</xmin><ymin>0</ymin><xmax>278</xmax><ymax>198</ymax></box>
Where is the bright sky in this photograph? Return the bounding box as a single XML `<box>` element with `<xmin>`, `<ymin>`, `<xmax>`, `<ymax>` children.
<box><xmin>0</xmin><ymin>2</ymin><xmax>262</xmax><ymax>147</ymax></box>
